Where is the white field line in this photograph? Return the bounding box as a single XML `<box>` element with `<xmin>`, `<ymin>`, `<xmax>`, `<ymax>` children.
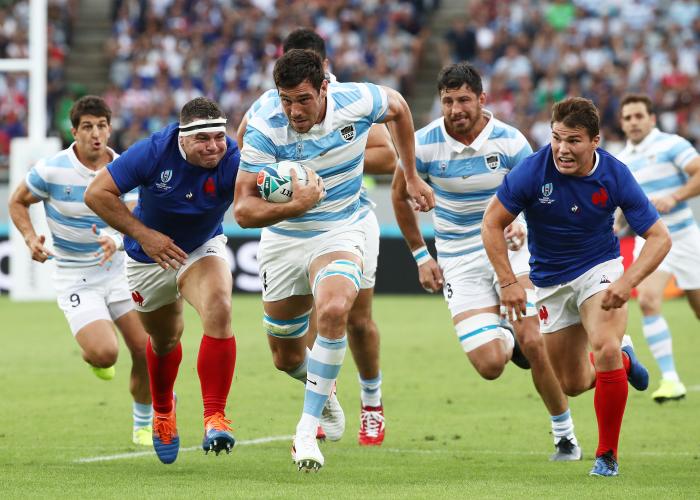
<box><xmin>75</xmin><ymin>436</ymin><xmax>698</xmax><ymax>463</ymax></box>
<box><xmin>686</xmin><ymin>384</ymin><xmax>700</xmax><ymax>392</ymax></box>
<box><xmin>74</xmin><ymin>434</ymin><xmax>293</xmax><ymax>463</ymax></box>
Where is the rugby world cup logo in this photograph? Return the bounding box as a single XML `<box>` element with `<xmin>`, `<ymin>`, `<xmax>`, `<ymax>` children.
<box><xmin>160</xmin><ymin>169</ymin><xmax>173</xmax><ymax>183</ymax></box>
<box><xmin>541</xmin><ymin>182</ymin><xmax>553</xmax><ymax>197</ymax></box>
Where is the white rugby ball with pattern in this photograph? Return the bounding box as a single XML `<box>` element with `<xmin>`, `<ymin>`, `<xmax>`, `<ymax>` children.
<box><xmin>256</xmin><ymin>160</ymin><xmax>309</xmax><ymax>203</ymax></box>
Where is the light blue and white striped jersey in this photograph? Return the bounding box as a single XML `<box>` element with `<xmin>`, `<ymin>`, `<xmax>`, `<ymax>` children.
<box><xmin>25</xmin><ymin>144</ymin><xmax>137</xmax><ymax>267</ymax></box>
<box><xmin>617</xmin><ymin>128</ymin><xmax>698</xmax><ymax>234</ymax></box>
<box><xmin>241</xmin><ymin>81</ymin><xmax>388</xmax><ymax>238</ymax></box>
<box><xmin>416</xmin><ymin>111</ymin><xmax>532</xmax><ymax>258</ymax></box>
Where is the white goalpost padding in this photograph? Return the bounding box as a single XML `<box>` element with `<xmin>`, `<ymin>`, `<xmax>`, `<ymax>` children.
<box><xmin>5</xmin><ymin>0</ymin><xmax>62</xmax><ymax>300</ymax></box>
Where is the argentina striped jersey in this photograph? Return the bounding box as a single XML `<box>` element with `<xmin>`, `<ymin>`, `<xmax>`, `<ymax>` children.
<box><xmin>25</xmin><ymin>145</ymin><xmax>137</xmax><ymax>267</ymax></box>
<box><xmin>416</xmin><ymin>111</ymin><xmax>532</xmax><ymax>258</ymax></box>
<box><xmin>241</xmin><ymin>81</ymin><xmax>388</xmax><ymax>237</ymax></box>
<box><xmin>617</xmin><ymin>128</ymin><xmax>698</xmax><ymax>234</ymax></box>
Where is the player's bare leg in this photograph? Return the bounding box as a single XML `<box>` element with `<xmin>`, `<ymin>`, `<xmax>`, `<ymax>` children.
<box><xmin>179</xmin><ymin>256</ymin><xmax>236</xmax><ymax>455</ymax></box>
<box><xmin>636</xmin><ymin>270</ymin><xmax>686</xmax><ymax>402</ymax></box>
<box><xmin>347</xmin><ymin>288</ymin><xmax>385</xmax><ymax>446</ymax></box>
<box><xmin>114</xmin><ymin>310</ymin><xmax>152</xmax><ymax>445</ymax></box>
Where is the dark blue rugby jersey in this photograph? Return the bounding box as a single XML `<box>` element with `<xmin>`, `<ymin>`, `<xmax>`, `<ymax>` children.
<box><xmin>107</xmin><ymin>122</ymin><xmax>239</xmax><ymax>263</ymax></box>
<box><xmin>497</xmin><ymin>145</ymin><xmax>658</xmax><ymax>287</ymax></box>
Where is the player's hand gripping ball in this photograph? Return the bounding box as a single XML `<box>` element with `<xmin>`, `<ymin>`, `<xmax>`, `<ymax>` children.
<box><xmin>256</xmin><ymin>160</ymin><xmax>309</xmax><ymax>203</ymax></box>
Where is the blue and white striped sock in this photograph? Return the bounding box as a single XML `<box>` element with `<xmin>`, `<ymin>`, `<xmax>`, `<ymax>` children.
<box><xmin>551</xmin><ymin>408</ymin><xmax>577</xmax><ymax>445</ymax></box>
<box><xmin>133</xmin><ymin>401</ymin><xmax>153</xmax><ymax>429</ymax></box>
<box><xmin>643</xmin><ymin>315</ymin><xmax>679</xmax><ymax>382</ymax></box>
<box><xmin>286</xmin><ymin>348</ymin><xmax>310</xmax><ymax>383</ymax></box>
<box><xmin>297</xmin><ymin>335</ymin><xmax>347</xmax><ymax>434</ymax></box>
<box><xmin>359</xmin><ymin>372</ymin><xmax>382</xmax><ymax>407</ymax></box>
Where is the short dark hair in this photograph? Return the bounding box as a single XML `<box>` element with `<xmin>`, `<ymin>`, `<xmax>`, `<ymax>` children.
<box><xmin>283</xmin><ymin>28</ymin><xmax>326</xmax><ymax>59</ymax></box>
<box><xmin>70</xmin><ymin>95</ymin><xmax>111</xmax><ymax>127</ymax></box>
<box><xmin>620</xmin><ymin>93</ymin><xmax>654</xmax><ymax>116</ymax></box>
<box><xmin>551</xmin><ymin>97</ymin><xmax>600</xmax><ymax>138</ymax></box>
<box><xmin>180</xmin><ymin>97</ymin><xmax>225</xmax><ymax>125</ymax></box>
<box><xmin>273</xmin><ymin>49</ymin><xmax>325</xmax><ymax>91</ymax></box>
<box><xmin>437</xmin><ymin>62</ymin><xmax>483</xmax><ymax>95</ymax></box>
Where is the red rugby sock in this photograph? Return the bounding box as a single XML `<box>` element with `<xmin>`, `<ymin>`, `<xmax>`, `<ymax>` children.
<box><xmin>146</xmin><ymin>339</ymin><xmax>182</xmax><ymax>414</ymax></box>
<box><xmin>197</xmin><ymin>335</ymin><xmax>237</xmax><ymax>418</ymax></box>
<box><xmin>594</xmin><ymin>368</ymin><xmax>628</xmax><ymax>458</ymax></box>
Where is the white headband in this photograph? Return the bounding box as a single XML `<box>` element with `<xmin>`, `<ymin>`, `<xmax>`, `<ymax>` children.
<box><xmin>178</xmin><ymin>118</ymin><xmax>227</xmax><ymax>136</ymax></box>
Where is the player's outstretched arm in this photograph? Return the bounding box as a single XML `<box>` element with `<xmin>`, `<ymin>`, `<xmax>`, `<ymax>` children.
<box><xmin>8</xmin><ymin>184</ymin><xmax>53</xmax><ymax>262</ymax></box>
<box><xmin>482</xmin><ymin>196</ymin><xmax>526</xmax><ymax>321</ymax></box>
<box><xmin>380</xmin><ymin>86</ymin><xmax>434</xmax><ymax>211</ymax></box>
<box><xmin>85</xmin><ymin>169</ymin><xmax>187</xmax><ymax>269</ymax></box>
<box><xmin>602</xmin><ymin>219</ymin><xmax>671</xmax><ymax>310</ymax></box>
<box><xmin>391</xmin><ymin>168</ymin><xmax>443</xmax><ymax>292</ymax></box>
<box><xmin>233</xmin><ymin>168</ymin><xmax>324</xmax><ymax>228</ymax></box>
<box><xmin>363</xmin><ymin>124</ymin><xmax>398</xmax><ymax>175</ymax></box>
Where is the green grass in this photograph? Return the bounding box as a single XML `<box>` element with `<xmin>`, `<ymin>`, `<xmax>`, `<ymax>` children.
<box><xmin>1</xmin><ymin>295</ymin><xmax>699</xmax><ymax>498</ymax></box>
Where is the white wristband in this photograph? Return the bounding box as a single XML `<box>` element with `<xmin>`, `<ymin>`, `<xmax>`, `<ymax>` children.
<box><xmin>412</xmin><ymin>245</ymin><xmax>431</xmax><ymax>266</ymax></box>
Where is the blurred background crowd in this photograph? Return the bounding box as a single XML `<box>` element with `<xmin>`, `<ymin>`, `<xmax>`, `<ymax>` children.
<box><xmin>1</xmin><ymin>0</ymin><xmax>700</xmax><ymax>176</ymax></box>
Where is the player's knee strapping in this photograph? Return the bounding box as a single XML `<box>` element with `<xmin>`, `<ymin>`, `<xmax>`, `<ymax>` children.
<box><xmin>263</xmin><ymin>310</ymin><xmax>311</xmax><ymax>339</ymax></box>
<box><xmin>312</xmin><ymin>260</ymin><xmax>362</xmax><ymax>296</ymax></box>
<box><xmin>455</xmin><ymin>313</ymin><xmax>512</xmax><ymax>353</ymax></box>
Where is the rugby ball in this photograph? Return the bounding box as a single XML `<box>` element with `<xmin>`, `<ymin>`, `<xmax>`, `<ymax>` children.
<box><xmin>256</xmin><ymin>160</ymin><xmax>309</xmax><ymax>203</ymax></box>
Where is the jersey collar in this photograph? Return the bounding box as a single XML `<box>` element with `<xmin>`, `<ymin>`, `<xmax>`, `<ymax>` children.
<box><xmin>68</xmin><ymin>142</ymin><xmax>117</xmax><ymax>178</ymax></box>
<box><xmin>439</xmin><ymin>109</ymin><xmax>494</xmax><ymax>154</ymax></box>
<box><xmin>626</xmin><ymin>127</ymin><xmax>660</xmax><ymax>154</ymax></box>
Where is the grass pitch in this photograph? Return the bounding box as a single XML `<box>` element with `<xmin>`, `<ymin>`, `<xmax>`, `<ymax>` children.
<box><xmin>0</xmin><ymin>295</ymin><xmax>698</xmax><ymax>498</ymax></box>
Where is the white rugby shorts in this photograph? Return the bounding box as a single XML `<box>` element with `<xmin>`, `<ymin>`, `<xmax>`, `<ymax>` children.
<box><xmin>359</xmin><ymin>210</ymin><xmax>380</xmax><ymax>289</ymax></box>
<box><xmin>53</xmin><ymin>255</ymin><xmax>133</xmax><ymax>336</ymax></box>
<box><xmin>634</xmin><ymin>224</ymin><xmax>700</xmax><ymax>290</ymax></box>
<box><xmin>257</xmin><ymin>219</ymin><xmax>365</xmax><ymax>301</ymax></box>
<box><xmin>439</xmin><ymin>246</ymin><xmax>531</xmax><ymax>317</ymax></box>
<box><xmin>126</xmin><ymin>234</ymin><xmax>228</xmax><ymax>312</ymax></box>
<box><xmin>535</xmin><ymin>257</ymin><xmax>624</xmax><ymax>334</ymax></box>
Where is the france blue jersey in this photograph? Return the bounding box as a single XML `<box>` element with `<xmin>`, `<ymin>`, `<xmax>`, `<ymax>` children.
<box><xmin>497</xmin><ymin>145</ymin><xmax>659</xmax><ymax>286</ymax></box>
<box><xmin>107</xmin><ymin>122</ymin><xmax>240</xmax><ymax>263</ymax></box>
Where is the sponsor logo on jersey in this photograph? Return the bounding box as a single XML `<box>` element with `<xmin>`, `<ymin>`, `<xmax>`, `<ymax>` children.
<box><xmin>599</xmin><ymin>275</ymin><xmax>611</xmax><ymax>284</ymax></box>
<box><xmin>571</xmin><ymin>204</ymin><xmax>579</xmax><ymax>214</ymax></box>
<box><xmin>538</xmin><ymin>183</ymin><xmax>555</xmax><ymax>204</ymax></box>
<box><xmin>340</xmin><ymin>124</ymin><xmax>356</xmax><ymax>142</ymax></box>
<box><xmin>485</xmin><ymin>154</ymin><xmax>500</xmax><ymax>171</ymax></box>
<box><xmin>592</xmin><ymin>187</ymin><xmax>608</xmax><ymax>207</ymax></box>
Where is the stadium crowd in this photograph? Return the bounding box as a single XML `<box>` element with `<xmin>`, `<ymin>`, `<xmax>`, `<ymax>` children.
<box><xmin>1</xmin><ymin>0</ymin><xmax>700</xmax><ymax>170</ymax></box>
<box><xmin>436</xmin><ymin>0</ymin><xmax>700</xmax><ymax>153</ymax></box>
<box><xmin>103</xmin><ymin>0</ymin><xmax>434</xmax><ymax>151</ymax></box>
<box><xmin>0</xmin><ymin>0</ymin><xmax>75</xmax><ymax>176</ymax></box>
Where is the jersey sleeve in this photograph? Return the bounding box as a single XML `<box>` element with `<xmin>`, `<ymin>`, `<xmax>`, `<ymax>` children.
<box><xmin>240</xmin><ymin>125</ymin><xmax>277</xmax><ymax>173</ymax></box>
<box><xmin>107</xmin><ymin>137</ymin><xmax>157</xmax><ymax>194</ymax></box>
<box><xmin>617</xmin><ymin>165</ymin><xmax>659</xmax><ymax>236</ymax></box>
<box><xmin>121</xmin><ymin>187</ymin><xmax>139</xmax><ymax>204</ymax></box>
<box><xmin>505</xmin><ymin>132</ymin><xmax>533</xmax><ymax>170</ymax></box>
<box><xmin>363</xmin><ymin>83</ymin><xmax>389</xmax><ymax>124</ymax></box>
<box><xmin>25</xmin><ymin>160</ymin><xmax>49</xmax><ymax>200</ymax></box>
<box><xmin>497</xmin><ymin>161</ymin><xmax>533</xmax><ymax>217</ymax></box>
<box><xmin>668</xmin><ymin>135</ymin><xmax>699</xmax><ymax>172</ymax></box>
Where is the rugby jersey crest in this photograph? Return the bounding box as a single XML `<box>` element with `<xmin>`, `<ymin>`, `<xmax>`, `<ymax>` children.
<box><xmin>415</xmin><ymin>111</ymin><xmax>532</xmax><ymax>258</ymax></box>
<box><xmin>241</xmin><ymin>81</ymin><xmax>388</xmax><ymax>238</ymax></box>
<box><xmin>25</xmin><ymin>144</ymin><xmax>136</xmax><ymax>267</ymax></box>
<box><xmin>617</xmin><ymin>128</ymin><xmax>698</xmax><ymax>234</ymax></box>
